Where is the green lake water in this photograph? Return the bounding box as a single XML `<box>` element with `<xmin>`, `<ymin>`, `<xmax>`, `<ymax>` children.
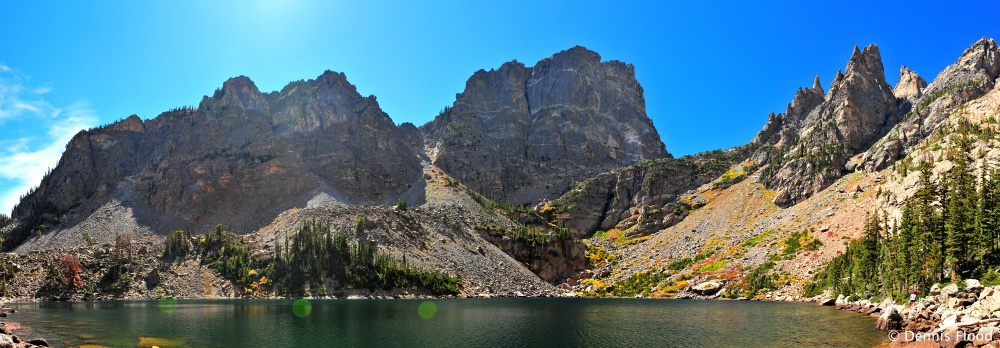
<box><xmin>8</xmin><ymin>298</ymin><xmax>887</xmax><ymax>347</ymax></box>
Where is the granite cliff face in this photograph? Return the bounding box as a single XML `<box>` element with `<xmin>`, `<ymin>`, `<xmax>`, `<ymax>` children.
<box><xmin>544</xmin><ymin>148</ymin><xmax>748</xmax><ymax>239</ymax></box>
<box><xmin>263</xmin><ymin>71</ymin><xmax>422</xmax><ymax>203</ymax></box>
<box><xmin>421</xmin><ymin>46</ymin><xmax>670</xmax><ymax>204</ymax></box>
<box><xmin>6</xmin><ymin>72</ymin><xmax>421</xmax><ymax>249</ymax></box>
<box><xmin>751</xmin><ymin>44</ymin><xmax>900</xmax><ymax>206</ymax></box>
<box><xmin>893</xmin><ymin>65</ymin><xmax>927</xmax><ymax>100</ymax></box>
<box><xmin>853</xmin><ymin>38</ymin><xmax>1000</xmax><ymax>173</ymax></box>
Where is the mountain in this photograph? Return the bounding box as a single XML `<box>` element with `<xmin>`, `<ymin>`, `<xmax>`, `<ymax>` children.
<box><xmin>0</xmin><ymin>46</ymin><xmax>673</xmax><ymax>299</ymax></box>
<box><xmin>5</xmin><ymin>40</ymin><xmax>1000</xmax><ymax>304</ymax></box>
<box><xmin>4</xmin><ymin>71</ymin><xmax>422</xmax><ymax>250</ymax></box>
<box><xmin>421</xmin><ymin>46</ymin><xmax>670</xmax><ymax>204</ymax></box>
<box><xmin>747</xmin><ymin>44</ymin><xmax>900</xmax><ymax>206</ymax></box>
<box><xmin>545</xmin><ymin>44</ymin><xmax>907</xmax><ymax>238</ymax></box>
<box><xmin>591</xmin><ymin>38</ymin><xmax>1000</xmax><ymax>302</ymax></box>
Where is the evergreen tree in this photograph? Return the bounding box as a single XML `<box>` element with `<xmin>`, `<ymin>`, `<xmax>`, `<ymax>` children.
<box><xmin>944</xmin><ymin>134</ymin><xmax>978</xmax><ymax>280</ymax></box>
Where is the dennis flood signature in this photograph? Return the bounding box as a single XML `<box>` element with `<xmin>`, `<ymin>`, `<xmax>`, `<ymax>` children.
<box><xmin>888</xmin><ymin>330</ymin><xmax>993</xmax><ymax>342</ymax></box>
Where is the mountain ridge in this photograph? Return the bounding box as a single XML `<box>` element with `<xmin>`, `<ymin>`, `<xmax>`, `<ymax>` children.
<box><xmin>3</xmin><ymin>40</ymin><xmax>1000</xmax><ymax>303</ymax></box>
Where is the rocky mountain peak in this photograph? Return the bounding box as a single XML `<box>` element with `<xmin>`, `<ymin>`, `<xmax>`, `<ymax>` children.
<box><xmin>545</xmin><ymin>45</ymin><xmax>602</xmax><ymax>66</ymax></box>
<box><xmin>314</xmin><ymin>70</ymin><xmax>357</xmax><ymax>92</ymax></box>
<box><xmin>845</xmin><ymin>44</ymin><xmax>885</xmax><ymax>83</ymax></box>
<box><xmin>831</xmin><ymin>69</ymin><xmax>845</xmax><ymax>91</ymax></box>
<box><xmin>107</xmin><ymin>115</ymin><xmax>145</xmax><ymax>132</ymax></box>
<box><xmin>829</xmin><ymin>43</ymin><xmax>896</xmax><ymax>152</ymax></box>
<box><xmin>422</xmin><ymin>46</ymin><xmax>668</xmax><ymax>204</ymax></box>
<box><xmin>5</xmin><ymin>70</ymin><xmax>424</xmax><ymax>250</ymax></box>
<box><xmin>924</xmin><ymin>37</ymin><xmax>1000</xmax><ymax>95</ymax></box>
<box><xmin>812</xmin><ymin>74</ymin><xmax>824</xmax><ymax>93</ymax></box>
<box><xmin>894</xmin><ymin>65</ymin><xmax>927</xmax><ymax>99</ymax></box>
<box><xmin>754</xmin><ymin>43</ymin><xmax>898</xmax><ymax>207</ymax></box>
<box><xmin>199</xmin><ymin>75</ymin><xmax>269</xmax><ymax>114</ymax></box>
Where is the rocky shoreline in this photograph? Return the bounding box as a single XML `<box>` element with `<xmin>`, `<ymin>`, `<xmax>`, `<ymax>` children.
<box><xmin>0</xmin><ymin>303</ymin><xmax>48</xmax><ymax>348</ymax></box>
<box><xmin>815</xmin><ymin>279</ymin><xmax>1000</xmax><ymax>348</ymax></box>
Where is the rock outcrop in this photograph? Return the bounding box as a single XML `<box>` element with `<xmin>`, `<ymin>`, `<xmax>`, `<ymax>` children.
<box><xmin>894</xmin><ymin>65</ymin><xmax>928</xmax><ymax>100</ymax></box>
<box><xmin>691</xmin><ymin>280</ymin><xmax>723</xmax><ymax>296</ymax></box>
<box><xmin>923</xmin><ymin>38</ymin><xmax>1000</xmax><ymax>98</ymax></box>
<box><xmin>856</xmin><ymin>38</ymin><xmax>1000</xmax><ymax>173</ymax></box>
<box><xmin>422</xmin><ymin>46</ymin><xmax>669</xmax><ymax>204</ymax></box>
<box><xmin>545</xmin><ymin>148</ymin><xmax>745</xmax><ymax>238</ymax></box>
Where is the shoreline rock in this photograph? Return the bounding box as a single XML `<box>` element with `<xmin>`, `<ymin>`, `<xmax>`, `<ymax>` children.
<box><xmin>821</xmin><ymin>279</ymin><xmax>1000</xmax><ymax>348</ymax></box>
<box><xmin>0</xmin><ymin>303</ymin><xmax>48</xmax><ymax>348</ymax></box>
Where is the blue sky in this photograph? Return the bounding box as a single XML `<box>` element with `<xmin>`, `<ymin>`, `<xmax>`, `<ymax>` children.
<box><xmin>1</xmin><ymin>0</ymin><xmax>999</xmax><ymax>214</ymax></box>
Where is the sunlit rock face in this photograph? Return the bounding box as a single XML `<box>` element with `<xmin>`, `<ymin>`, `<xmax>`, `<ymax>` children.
<box><xmin>422</xmin><ymin>46</ymin><xmax>669</xmax><ymax>204</ymax></box>
<box><xmin>13</xmin><ymin>72</ymin><xmax>421</xmax><ymax>235</ymax></box>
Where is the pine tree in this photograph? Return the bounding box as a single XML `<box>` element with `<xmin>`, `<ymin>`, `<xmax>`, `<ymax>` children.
<box><xmin>945</xmin><ymin>134</ymin><xmax>978</xmax><ymax>280</ymax></box>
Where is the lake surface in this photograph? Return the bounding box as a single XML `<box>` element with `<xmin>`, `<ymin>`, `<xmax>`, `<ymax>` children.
<box><xmin>8</xmin><ymin>298</ymin><xmax>886</xmax><ymax>347</ymax></box>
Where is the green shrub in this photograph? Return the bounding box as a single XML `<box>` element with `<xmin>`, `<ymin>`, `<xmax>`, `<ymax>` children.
<box><xmin>611</xmin><ymin>269</ymin><xmax>668</xmax><ymax>297</ymax></box>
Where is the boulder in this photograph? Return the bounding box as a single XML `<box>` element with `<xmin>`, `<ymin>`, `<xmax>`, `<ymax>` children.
<box><xmin>969</xmin><ymin>286</ymin><xmax>1000</xmax><ymax>317</ymax></box>
<box><xmin>876</xmin><ymin>306</ymin><xmax>903</xmax><ymax>331</ymax></box>
<box><xmin>691</xmin><ymin>281</ymin><xmax>723</xmax><ymax>296</ymax></box>
<box><xmin>0</xmin><ymin>322</ymin><xmax>18</xmax><ymax>335</ymax></box>
<box><xmin>981</xmin><ymin>285</ymin><xmax>998</xmax><ymax>300</ymax></box>
<box><xmin>941</xmin><ymin>312</ymin><xmax>959</xmax><ymax>327</ymax></box>
<box><xmin>939</xmin><ymin>325</ymin><xmax>971</xmax><ymax>348</ymax></box>
<box><xmin>147</xmin><ymin>268</ymin><xmax>160</xmax><ymax>287</ymax></box>
<box><xmin>819</xmin><ymin>297</ymin><xmax>836</xmax><ymax>306</ymax></box>
<box><xmin>930</xmin><ymin>283</ymin><xmax>942</xmax><ymax>296</ymax></box>
<box><xmin>879</xmin><ymin>297</ymin><xmax>895</xmax><ymax>310</ymax></box>
<box><xmin>975</xmin><ymin>326</ymin><xmax>1000</xmax><ymax>346</ymax></box>
<box><xmin>25</xmin><ymin>337</ymin><xmax>48</xmax><ymax>346</ymax></box>
<box><xmin>941</xmin><ymin>283</ymin><xmax>960</xmax><ymax>298</ymax></box>
<box><xmin>965</xmin><ymin>279</ymin><xmax>984</xmax><ymax>294</ymax></box>
<box><xmin>903</xmin><ymin>318</ymin><xmax>936</xmax><ymax>332</ymax></box>
<box><xmin>835</xmin><ymin>294</ymin><xmax>848</xmax><ymax>306</ymax></box>
<box><xmin>946</xmin><ymin>297</ymin><xmax>966</xmax><ymax>309</ymax></box>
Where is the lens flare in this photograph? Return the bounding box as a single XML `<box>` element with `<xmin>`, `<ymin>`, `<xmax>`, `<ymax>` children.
<box><xmin>293</xmin><ymin>299</ymin><xmax>312</xmax><ymax>318</ymax></box>
<box><xmin>158</xmin><ymin>298</ymin><xmax>178</xmax><ymax>313</ymax></box>
<box><xmin>417</xmin><ymin>301</ymin><xmax>437</xmax><ymax>319</ymax></box>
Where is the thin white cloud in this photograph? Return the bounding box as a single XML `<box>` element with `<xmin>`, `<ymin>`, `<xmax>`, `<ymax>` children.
<box><xmin>0</xmin><ymin>68</ymin><xmax>98</xmax><ymax>215</ymax></box>
<box><xmin>12</xmin><ymin>101</ymin><xmax>39</xmax><ymax>112</ymax></box>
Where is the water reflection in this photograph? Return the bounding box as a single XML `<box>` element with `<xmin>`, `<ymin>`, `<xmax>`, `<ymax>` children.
<box><xmin>9</xmin><ymin>299</ymin><xmax>887</xmax><ymax>347</ymax></box>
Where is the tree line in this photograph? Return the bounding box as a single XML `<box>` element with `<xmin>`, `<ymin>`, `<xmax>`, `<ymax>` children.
<box><xmin>165</xmin><ymin>221</ymin><xmax>461</xmax><ymax>297</ymax></box>
<box><xmin>806</xmin><ymin>134</ymin><xmax>1000</xmax><ymax>300</ymax></box>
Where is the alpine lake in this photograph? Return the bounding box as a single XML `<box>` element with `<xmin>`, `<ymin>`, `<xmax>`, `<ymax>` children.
<box><xmin>7</xmin><ymin>298</ymin><xmax>887</xmax><ymax>347</ymax></box>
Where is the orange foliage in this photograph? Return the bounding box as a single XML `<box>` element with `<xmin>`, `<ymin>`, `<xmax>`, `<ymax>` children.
<box><xmin>59</xmin><ymin>254</ymin><xmax>83</xmax><ymax>287</ymax></box>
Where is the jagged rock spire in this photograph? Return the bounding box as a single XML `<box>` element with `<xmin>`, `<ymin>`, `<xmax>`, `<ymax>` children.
<box><xmin>812</xmin><ymin>75</ymin><xmax>824</xmax><ymax>93</ymax></box>
<box><xmin>894</xmin><ymin>65</ymin><xmax>927</xmax><ymax>99</ymax></box>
